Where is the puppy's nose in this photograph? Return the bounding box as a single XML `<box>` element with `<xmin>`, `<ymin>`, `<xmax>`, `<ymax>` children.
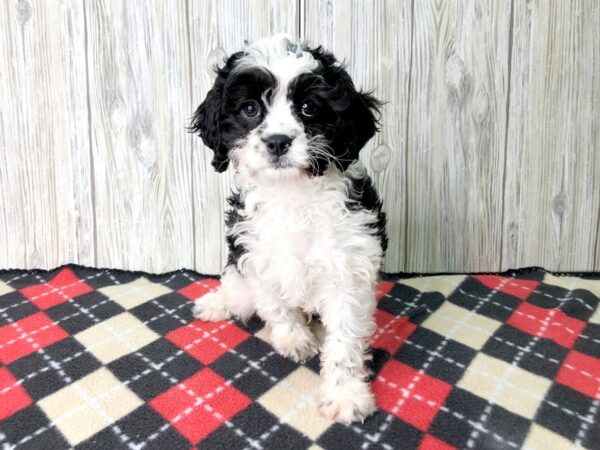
<box><xmin>263</xmin><ymin>134</ymin><xmax>293</xmax><ymax>156</ymax></box>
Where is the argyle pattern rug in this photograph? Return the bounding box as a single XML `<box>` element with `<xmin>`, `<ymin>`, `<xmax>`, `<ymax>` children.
<box><xmin>0</xmin><ymin>266</ymin><xmax>598</xmax><ymax>449</ymax></box>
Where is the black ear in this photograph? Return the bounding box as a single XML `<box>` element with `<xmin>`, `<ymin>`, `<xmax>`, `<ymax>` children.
<box><xmin>189</xmin><ymin>52</ymin><xmax>242</xmax><ymax>173</ymax></box>
<box><xmin>343</xmin><ymin>85</ymin><xmax>382</xmax><ymax>159</ymax></box>
<box><xmin>307</xmin><ymin>46</ymin><xmax>382</xmax><ymax>169</ymax></box>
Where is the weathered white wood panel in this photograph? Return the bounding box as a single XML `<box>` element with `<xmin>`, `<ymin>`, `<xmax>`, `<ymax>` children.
<box><xmin>189</xmin><ymin>0</ymin><xmax>299</xmax><ymax>274</ymax></box>
<box><xmin>502</xmin><ymin>0</ymin><xmax>600</xmax><ymax>271</ymax></box>
<box><xmin>0</xmin><ymin>0</ymin><xmax>94</xmax><ymax>269</ymax></box>
<box><xmin>1</xmin><ymin>0</ymin><xmax>599</xmax><ymax>273</ymax></box>
<box><xmin>302</xmin><ymin>0</ymin><xmax>412</xmax><ymax>272</ymax></box>
<box><xmin>85</xmin><ymin>0</ymin><xmax>194</xmax><ymax>272</ymax></box>
<box><xmin>404</xmin><ymin>0</ymin><xmax>512</xmax><ymax>272</ymax></box>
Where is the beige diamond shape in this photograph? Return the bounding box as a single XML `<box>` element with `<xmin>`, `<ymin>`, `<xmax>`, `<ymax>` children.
<box><xmin>0</xmin><ymin>280</ymin><xmax>14</xmax><ymax>296</ymax></box>
<box><xmin>400</xmin><ymin>274</ymin><xmax>467</xmax><ymax>297</ymax></box>
<box><xmin>99</xmin><ymin>277</ymin><xmax>172</xmax><ymax>309</ymax></box>
<box><xmin>75</xmin><ymin>312</ymin><xmax>159</xmax><ymax>364</ymax></box>
<box><xmin>259</xmin><ymin>367</ymin><xmax>332</xmax><ymax>440</ymax></box>
<box><xmin>522</xmin><ymin>423</ymin><xmax>574</xmax><ymax>450</ymax></box>
<box><xmin>38</xmin><ymin>367</ymin><xmax>142</xmax><ymax>446</ymax></box>
<box><xmin>422</xmin><ymin>302</ymin><xmax>502</xmax><ymax>350</ymax></box>
<box><xmin>458</xmin><ymin>353</ymin><xmax>551</xmax><ymax>419</ymax></box>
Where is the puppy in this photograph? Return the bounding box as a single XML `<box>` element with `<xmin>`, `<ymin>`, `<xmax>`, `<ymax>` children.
<box><xmin>190</xmin><ymin>35</ymin><xmax>386</xmax><ymax>423</ymax></box>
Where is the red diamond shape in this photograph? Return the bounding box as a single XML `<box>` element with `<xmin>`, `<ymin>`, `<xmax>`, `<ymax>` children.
<box><xmin>372</xmin><ymin>310</ymin><xmax>417</xmax><ymax>354</ymax></box>
<box><xmin>556</xmin><ymin>350</ymin><xmax>600</xmax><ymax>398</ymax></box>
<box><xmin>376</xmin><ymin>280</ymin><xmax>396</xmax><ymax>301</ymax></box>
<box><xmin>473</xmin><ymin>275</ymin><xmax>539</xmax><ymax>301</ymax></box>
<box><xmin>150</xmin><ymin>368</ymin><xmax>251</xmax><ymax>444</ymax></box>
<box><xmin>0</xmin><ymin>367</ymin><xmax>32</xmax><ymax>420</ymax></box>
<box><xmin>0</xmin><ymin>312</ymin><xmax>68</xmax><ymax>364</ymax></box>
<box><xmin>166</xmin><ymin>321</ymin><xmax>249</xmax><ymax>365</ymax></box>
<box><xmin>507</xmin><ymin>302</ymin><xmax>586</xmax><ymax>348</ymax></box>
<box><xmin>20</xmin><ymin>268</ymin><xmax>93</xmax><ymax>309</ymax></box>
<box><xmin>178</xmin><ymin>278</ymin><xmax>220</xmax><ymax>300</ymax></box>
<box><xmin>418</xmin><ymin>434</ymin><xmax>457</xmax><ymax>450</ymax></box>
<box><xmin>373</xmin><ymin>360</ymin><xmax>451</xmax><ymax>431</ymax></box>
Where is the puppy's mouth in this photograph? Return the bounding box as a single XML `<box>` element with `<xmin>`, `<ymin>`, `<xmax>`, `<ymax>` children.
<box><xmin>268</xmin><ymin>155</ymin><xmax>293</xmax><ymax>170</ymax></box>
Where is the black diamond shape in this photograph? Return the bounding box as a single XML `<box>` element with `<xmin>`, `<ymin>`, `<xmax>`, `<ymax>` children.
<box><xmin>107</xmin><ymin>338</ymin><xmax>203</xmax><ymax>401</ymax></box>
<box><xmin>0</xmin><ymin>270</ymin><xmax>25</xmax><ymax>283</ymax></box>
<box><xmin>535</xmin><ymin>383</ymin><xmax>596</xmax><ymax>444</ymax></box>
<box><xmin>511</xmin><ymin>268</ymin><xmax>546</xmax><ymax>281</ymax></box>
<box><xmin>9</xmin><ymin>337</ymin><xmax>102</xmax><ymax>401</ymax></box>
<box><xmin>449</xmin><ymin>277</ymin><xmax>521</xmax><ymax>321</ymax></box>
<box><xmin>394</xmin><ymin>327</ymin><xmax>477</xmax><ymax>384</ymax></box>
<box><xmin>318</xmin><ymin>410</ymin><xmax>422</xmax><ymax>450</ymax></box>
<box><xmin>378</xmin><ymin>284</ymin><xmax>445</xmax><ymax>325</ymax></box>
<box><xmin>45</xmin><ymin>291</ymin><xmax>125</xmax><ymax>335</ymax></box>
<box><xmin>527</xmin><ymin>283</ymin><xmax>567</xmax><ymax>309</ymax></box>
<box><xmin>481</xmin><ymin>325</ymin><xmax>569</xmax><ymax>379</ymax></box>
<box><xmin>304</xmin><ymin>352</ymin><xmax>322</xmax><ymax>374</ymax></box>
<box><xmin>210</xmin><ymin>337</ymin><xmax>297</xmax><ymax>400</ymax></box>
<box><xmin>0</xmin><ymin>291</ymin><xmax>39</xmax><ymax>326</ymax></box>
<box><xmin>199</xmin><ymin>403</ymin><xmax>311</xmax><ymax>449</ymax></box>
<box><xmin>367</xmin><ymin>347</ymin><xmax>391</xmax><ymax>380</ymax></box>
<box><xmin>130</xmin><ymin>293</ymin><xmax>192</xmax><ymax>335</ymax></box>
<box><xmin>2</xmin><ymin>270</ymin><xmax>60</xmax><ymax>290</ymax></box>
<box><xmin>235</xmin><ymin>315</ymin><xmax>266</xmax><ymax>335</ymax></box>
<box><xmin>430</xmin><ymin>387</ymin><xmax>529</xmax><ymax>449</ymax></box>
<box><xmin>160</xmin><ymin>271</ymin><xmax>214</xmax><ymax>291</ymax></box>
<box><xmin>0</xmin><ymin>404</ymin><xmax>70</xmax><ymax>449</ymax></box>
<box><xmin>528</xmin><ymin>284</ymin><xmax>598</xmax><ymax>321</ymax></box>
<box><xmin>75</xmin><ymin>404</ymin><xmax>189</xmax><ymax>449</ymax></box>
<box><xmin>470</xmin><ymin>403</ymin><xmax>531</xmax><ymax>449</ymax></box>
<box><xmin>573</xmin><ymin>323</ymin><xmax>600</xmax><ymax>358</ymax></box>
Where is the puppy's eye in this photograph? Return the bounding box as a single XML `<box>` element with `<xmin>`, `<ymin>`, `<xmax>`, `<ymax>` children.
<box><xmin>301</xmin><ymin>100</ymin><xmax>318</xmax><ymax>117</ymax></box>
<box><xmin>241</xmin><ymin>100</ymin><xmax>260</xmax><ymax>118</ymax></box>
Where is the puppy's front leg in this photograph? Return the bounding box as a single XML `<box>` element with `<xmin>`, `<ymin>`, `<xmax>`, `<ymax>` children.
<box><xmin>254</xmin><ymin>292</ymin><xmax>319</xmax><ymax>363</ymax></box>
<box><xmin>192</xmin><ymin>266</ymin><xmax>255</xmax><ymax>322</ymax></box>
<box><xmin>318</xmin><ymin>290</ymin><xmax>377</xmax><ymax>423</ymax></box>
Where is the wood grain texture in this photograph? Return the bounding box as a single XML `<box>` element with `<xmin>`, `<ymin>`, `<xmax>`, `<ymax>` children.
<box><xmin>502</xmin><ymin>0</ymin><xmax>600</xmax><ymax>271</ymax></box>
<box><xmin>0</xmin><ymin>0</ymin><xmax>94</xmax><ymax>269</ymax></box>
<box><xmin>189</xmin><ymin>0</ymin><xmax>299</xmax><ymax>274</ymax></box>
<box><xmin>302</xmin><ymin>0</ymin><xmax>412</xmax><ymax>272</ymax></box>
<box><xmin>1</xmin><ymin>0</ymin><xmax>599</xmax><ymax>273</ymax></box>
<box><xmin>85</xmin><ymin>0</ymin><xmax>193</xmax><ymax>272</ymax></box>
<box><xmin>405</xmin><ymin>0</ymin><xmax>512</xmax><ymax>272</ymax></box>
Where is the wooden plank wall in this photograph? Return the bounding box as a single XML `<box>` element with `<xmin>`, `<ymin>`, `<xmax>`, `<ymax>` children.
<box><xmin>0</xmin><ymin>0</ymin><xmax>598</xmax><ymax>274</ymax></box>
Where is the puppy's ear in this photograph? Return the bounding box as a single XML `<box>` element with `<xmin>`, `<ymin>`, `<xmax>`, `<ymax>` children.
<box><xmin>190</xmin><ymin>52</ymin><xmax>242</xmax><ymax>173</ymax></box>
<box><xmin>343</xmin><ymin>83</ymin><xmax>382</xmax><ymax>158</ymax></box>
<box><xmin>308</xmin><ymin>46</ymin><xmax>382</xmax><ymax>169</ymax></box>
<box><xmin>335</xmin><ymin>71</ymin><xmax>382</xmax><ymax>165</ymax></box>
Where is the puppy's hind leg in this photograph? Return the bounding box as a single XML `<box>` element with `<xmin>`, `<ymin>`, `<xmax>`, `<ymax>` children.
<box><xmin>192</xmin><ymin>266</ymin><xmax>255</xmax><ymax>322</ymax></box>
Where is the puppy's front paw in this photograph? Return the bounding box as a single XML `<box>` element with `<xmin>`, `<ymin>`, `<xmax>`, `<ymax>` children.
<box><xmin>318</xmin><ymin>379</ymin><xmax>376</xmax><ymax>423</ymax></box>
<box><xmin>192</xmin><ymin>291</ymin><xmax>231</xmax><ymax>322</ymax></box>
<box><xmin>270</xmin><ymin>323</ymin><xmax>319</xmax><ymax>363</ymax></box>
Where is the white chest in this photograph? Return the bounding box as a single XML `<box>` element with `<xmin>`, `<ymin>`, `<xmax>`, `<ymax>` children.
<box><xmin>231</xmin><ymin>170</ymin><xmax>382</xmax><ymax>308</ymax></box>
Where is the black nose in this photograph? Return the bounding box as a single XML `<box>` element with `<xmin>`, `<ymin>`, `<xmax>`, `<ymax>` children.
<box><xmin>263</xmin><ymin>134</ymin><xmax>293</xmax><ymax>156</ymax></box>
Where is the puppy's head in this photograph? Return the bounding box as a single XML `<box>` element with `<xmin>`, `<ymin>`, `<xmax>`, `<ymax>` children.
<box><xmin>190</xmin><ymin>35</ymin><xmax>381</xmax><ymax>179</ymax></box>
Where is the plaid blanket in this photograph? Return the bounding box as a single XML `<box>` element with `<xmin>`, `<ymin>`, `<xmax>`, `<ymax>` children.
<box><xmin>0</xmin><ymin>266</ymin><xmax>598</xmax><ymax>449</ymax></box>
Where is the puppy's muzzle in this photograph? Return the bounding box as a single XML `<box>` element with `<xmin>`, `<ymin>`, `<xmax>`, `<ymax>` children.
<box><xmin>263</xmin><ymin>134</ymin><xmax>293</xmax><ymax>157</ymax></box>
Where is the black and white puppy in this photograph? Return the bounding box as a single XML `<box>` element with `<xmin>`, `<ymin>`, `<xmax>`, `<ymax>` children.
<box><xmin>190</xmin><ymin>35</ymin><xmax>386</xmax><ymax>423</ymax></box>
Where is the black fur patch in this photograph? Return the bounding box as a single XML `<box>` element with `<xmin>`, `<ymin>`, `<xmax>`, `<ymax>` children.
<box><xmin>345</xmin><ymin>173</ymin><xmax>388</xmax><ymax>253</ymax></box>
<box><xmin>189</xmin><ymin>57</ymin><xmax>276</xmax><ymax>172</ymax></box>
<box><xmin>288</xmin><ymin>46</ymin><xmax>382</xmax><ymax>175</ymax></box>
<box><xmin>190</xmin><ymin>41</ymin><xmax>382</xmax><ymax>176</ymax></box>
<box><xmin>224</xmin><ymin>192</ymin><xmax>247</xmax><ymax>268</ymax></box>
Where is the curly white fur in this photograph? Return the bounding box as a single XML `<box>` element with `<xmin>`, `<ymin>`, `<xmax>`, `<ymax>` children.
<box><xmin>192</xmin><ymin>35</ymin><xmax>383</xmax><ymax>423</ymax></box>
